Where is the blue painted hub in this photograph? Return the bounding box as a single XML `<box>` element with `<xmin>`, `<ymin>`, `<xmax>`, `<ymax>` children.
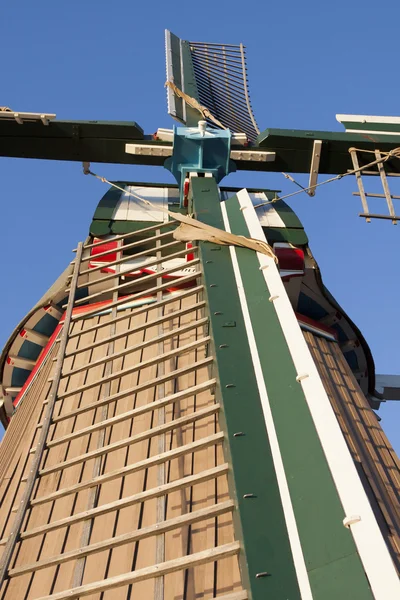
<box><xmin>164</xmin><ymin>123</ymin><xmax>235</xmax><ymax>206</ymax></box>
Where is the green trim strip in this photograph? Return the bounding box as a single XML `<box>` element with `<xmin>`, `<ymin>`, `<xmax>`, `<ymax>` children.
<box><xmin>191</xmin><ymin>177</ymin><xmax>301</xmax><ymax>600</ymax></box>
<box><xmin>224</xmin><ymin>195</ymin><xmax>373</xmax><ymax>600</ymax></box>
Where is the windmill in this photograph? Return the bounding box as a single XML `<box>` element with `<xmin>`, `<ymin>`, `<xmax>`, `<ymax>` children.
<box><xmin>0</xmin><ymin>30</ymin><xmax>399</xmax><ymax>600</ymax></box>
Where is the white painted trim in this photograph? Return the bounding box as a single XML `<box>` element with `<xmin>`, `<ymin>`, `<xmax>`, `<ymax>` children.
<box><xmin>345</xmin><ymin>128</ymin><xmax>400</xmax><ymax>137</ymax></box>
<box><xmin>220</xmin><ymin>201</ymin><xmax>313</xmax><ymax>600</ymax></box>
<box><xmin>237</xmin><ymin>188</ymin><xmax>400</xmax><ymax>600</ymax></box>
<box><xmin>337</xmin><ymin>114</ymin><xmax>400</xmax><ymax>125</ymax></box>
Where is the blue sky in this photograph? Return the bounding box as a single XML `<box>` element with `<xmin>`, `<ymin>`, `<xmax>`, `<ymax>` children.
<box><xmin>1</xmin><ymin>1</ymin><xmax>399</xmax><ymax>449</ymax></box>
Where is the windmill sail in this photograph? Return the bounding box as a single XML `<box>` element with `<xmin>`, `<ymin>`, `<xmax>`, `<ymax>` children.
<box><xmin>165</xmin><ymin>30</ymin><xmax>260</xmax><ymax>141</ymax></box>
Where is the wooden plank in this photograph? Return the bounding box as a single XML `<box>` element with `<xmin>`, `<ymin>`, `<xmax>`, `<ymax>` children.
<box><xmin>32</xmin><ymin>432</ymin><xmax>223</xmax><ymax>507</ymax></box>
<box><xmin>9</xmin><ymin>501</ymin><xmax>234</xmax><ymax>577</ymax></box>
<box><xmin>13</xmin><ymin>464</ymin><xmax>229</xmax><ymax>542</ymax></box>
<box><xmin>77</xmin><ymin>239</ymin><xmax>186</xmax><ymax>281</ymax></box>
<box><xmin>45</xmin><ymin>379</ymin><xmax>216</xmax><ymax>449</ymax></box>
<box><xmin>67</xmin><ymin>287</ymin><xmax>204</xmax><ymax>339</ymax></box>
<box><xmin>375</xmin><ymin>149</ymin><xmax>397</xmax><ymax>222</ymax></box>
<box><xmin>0</xmin><ymin>243</ymin><xmax>84</xmax><ymax>588</ymax></box>
<box><xmin>71</xmin><ymin>271</ymin><xmax>199</xmax><ymax>321</ymax></box>
<box><xmin>66</xmin><ymin>300</ymin><xmax>205</xmax><ymax>348</ymax></box>
<box><xmin>50</xmin><ymin>357</ymin><xmax>213</xmax><ymax>424</ymax></box>
<box><xmin>62</xmin><ymin>317</ymin><xmax>208</xmax><ymax>367</ymax></box>
<box><xmin>38</xmin><ymin>404</ymin><xmax>220</xmax><ymax>475</ymax></box>
<box><xmin>56</xmin><ymin>337</ymin><xmax>211</xmax><ymax>399</ymax></box>
<box><xmin>80</xmin><ymin>220</ymin><xmax>178</xmax><ymax>251</ymax></box>
<box><xmin>70</xmin><ymin>257</ymin><xmax>200</xmax><ymax>307</ymax></box>
<box><xmin>34</xmin><ymin>542</ymin><xmax>240</xmax><ymax>600</ymax></box>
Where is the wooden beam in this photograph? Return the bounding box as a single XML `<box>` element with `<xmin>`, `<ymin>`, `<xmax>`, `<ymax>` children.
<box><xmin>80</xmin><ymin>219</ymin><xmax>177</xmax><ymax>252</ymax></box>
<box><xmin>9</xmin><ymin>500</ymin><xmax>234</xmax><ymax>577</ymax></box>
<box><xmin>31</xmin><ymin>431</ymin><xmax>223</xmax><ymax>506</ymax></box>
<box><xmin>79</xmin><ymin>229</ymin><xmax>176</xmax><ymax>266</ymax></box>
<box><xmin>56</xmin><ymin>336</ymin><xmax>211</xmax><ymax>399</ymax></box>
<box><xmin>33</xmin><ymin>542</ymin><xmax>240</xmax><ymax>600</ymax></box>
<box><xmin>71</xmin><ymin>271</ymin><xmax>200</xmax><ymax>321</ymax></box>
<box><xmin>45</xmin><ymin>379</ymin><xmax>216</xmax><ymax>450</ymax></box>
<box><xmin>66</xmin><ymin>300</ymin><xmax>205</xmax><ymax>349</ymax></box>
<box><xmin>69</xmin><ymin>257</ymin><xmax>200</xmax><ymax>307</ymax></box>
<box><xmin>50</xmin><ymin>357</ymin><xmax>213</xmax><ymax>424</ymax></box>
<box><xmin>63</xmin><ymin>315</ymin><xmax>207</xmax><ymax>362</ymax></box>
<box><xmin>16</xmin><ymin>464</ymin><xmax>229</xmax><ymax>541</ymax></box>
<box><xmin>77</xmin><ymin>239</ymin><xmax>183</xmax><ymax>282</ymax></box>
<box><xmin>38</xmin><ymin>404</ymin><xmax>220</xmax><ymax>473</ymax></box>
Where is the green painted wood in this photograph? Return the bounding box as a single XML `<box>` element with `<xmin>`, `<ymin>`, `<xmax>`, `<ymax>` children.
<box><xmin>261</xmin><ymin>226</ymin><xmax>308</xmax><ymax>246</ymax></box>
<box><xmin>256</xmin><ymin>128</ymin><xmax>400</xmax><ymax>175</ymax></box>
<box><xmin>191</xmin><ymin>176</ymin><xmax>301</xmax><ymax>600</ymax></box>
<box><xmin>224</xmin><ymin>196</ymin><xmax>374</xmax><ymax>600</ymax></box>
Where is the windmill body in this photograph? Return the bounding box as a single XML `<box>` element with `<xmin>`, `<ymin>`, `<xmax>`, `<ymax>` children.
<box><xmin>0</xmin><ymin>31</ymin><xmax>399</xmax><ymax>600</ymax></box>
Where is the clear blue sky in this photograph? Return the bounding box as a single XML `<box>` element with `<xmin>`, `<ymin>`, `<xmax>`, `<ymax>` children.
<box><xmin>1</xmin><ymin>1</ymin><xmax>399</xmax><ymax>448</ymax></box>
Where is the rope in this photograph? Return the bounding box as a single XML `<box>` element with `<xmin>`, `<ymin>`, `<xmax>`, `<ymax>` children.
<box><xmin>165</xmin><ymin>80</ymin><xmax>227</xmax><ymax>130</ymax></box>
<box><xmin>84</xmin><ymin>169</ymin><xmax>277</xmax><ymax>262</ymax></box>
<box><xmin>253</xmin><ymin>146</ymin><xmax>400</xmax><ymax>209</ymax></box>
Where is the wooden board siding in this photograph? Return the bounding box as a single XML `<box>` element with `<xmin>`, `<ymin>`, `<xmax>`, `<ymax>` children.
<box><xmin>0</xmin><ymin>292</ymin><xmax>243</xmax><ymax>600</ymax></box>
<box><xmin>305</xmin><ymin>331</ymin><xmax>400</xmax><ymax>571</ymax></box>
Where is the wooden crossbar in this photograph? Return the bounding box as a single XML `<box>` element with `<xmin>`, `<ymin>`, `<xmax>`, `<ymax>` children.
<box><xmin>63</xmin><ymin>315</ymin><xmax>208</xmax><ymax>364</ymax></box>
<box><xmin>65</xmin><ymin>300</ymin><xmax>205</xmax><ymax>352</ymax></box>
<box><xmin>79</xmin><ymin>229</ymin><xmax>176</xmax><ymax>268</ymax></box>
<box><xmin>79</xmin><ymin>220</ymin><xmax>177</xmax><ymax>252</ymax></box>
<box><xmin>31</xmin><ymin>431</ymin><xmax>223</xmax><ymax>506</ymax></box>
<box><xmin>68</xmin><ymin>286</ymin><xmax>204</xmax><ymax>339</ymax></box>
<box><xmin>9</xmin><ymin>500</ymin><xmax>234</xmax><ymax>577</ymax></box>
<box><xmin>39</xmin><ymin>404</ymin><xmax>220</xmax><ymax>475</ymax></box>
<box><xmin>50</xmin><ymin>357</ymin><xmax>214</xmax><ymax>424</ymax></box>
<box><xmin>15</xmin><ymin>464</ymin><xmax>229</xmax><ymax>541</ymax></box>
<box><xmin>71</xmin><ymin>272</ymin><xmax>200</xmax><ymax>321</ymax></box>
<box><xmin>69</xmin><ymin>257</ymin><xmax>200</xmax><ymax>307</ymax></box>
<box><xmin>43</xmin><ymin>379</ymin><xmax>216</xmax><ymax>450</ymax></box>
<box><xmin>34</xmin><ymin>541</ymin><xmax>240</xmax><ymax>600</ymax></box>
<box><xmin>56</xmin><ymin>336</ymin><xmax>211</xmax><ymax>398</ymax></box>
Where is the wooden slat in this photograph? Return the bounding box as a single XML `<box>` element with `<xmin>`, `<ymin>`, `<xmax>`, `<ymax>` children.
<box><xmin>0</xmin><ymin>243</ymin><xmax>84</xmax><ymax>588</ymax></box>
<box><xmin>56</xmin><ymin>336</ymin><xmax>211</xmax><ymax>398</ymax></box>
<box><xmin>44</xmin><ymin>379</ymin><xmax>216</xmax><ymax>449</ymax></box>
<box><xmin>66</xmin><ymin>300</ymin><xmax>205</xmax><ymax>349</ymax></box>
<box><xmin>70</xmin><ymin>256</ymin><xmax>200</xmax><ymax>307</ymax></box>
<box><xmin>71</xmin><ymin>271</ymin><xmax>200</xmax><ymax>321</ymax></box>
<box><xmin>62</xmin><ymin>316</ymin><xmax>208</xmax><ymax>366</ymax></box>
<box><xmin>77</xmin><ymin>237</ymin><xmax>181</xmax><ymax>278</ymax></box>
<box><xmin>50</xmin><ymin>357</ymin><xmax>214</xmax><ymax>425</ymax></box>
<box><xmin>32</xmin><ymin>432</ymin><xmax>224</xmax><ymax>507</ymax></box>
<box><xmin>9</xmin><ymin>501</ymin><xmax>234</xmax><ymax>577</ymax></box>
<box><xmin>39</xmin><ymin>404</ymin><xmax>220</xmax><ymax>475</ymax></box>
<box><xmin>80</xmin><ymin>220</ymin><xmax>178</xmax><ymax>251</ymax></box>
<box><xmin>34</xmin><ymin>542</ymin><xmax>240</xmax><ymax>600</ymax></box>
<box><xmin>14</xmin><ymin>464</ymin><xmax>229</xmax><ymax>541</ymax></box>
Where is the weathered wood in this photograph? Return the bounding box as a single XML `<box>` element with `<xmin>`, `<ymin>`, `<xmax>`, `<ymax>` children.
<box><xmin>79</xmin><ymin>220</ymin><xmax>178</xmax><ymax>251</ymax></box>
<box><xmin>62</xmin><ymin>316</ymin><xmax>208</xmax><ymax>366</ymax></box>
<box><xmin>34</xmin><ymin>542</ymin><xmax>240</xmax><ymax>600</ymax></box>
<box><xmin>44</xmin><ymin>379</ymin><xmax>216</xmax><ymax>449</ymax></box>
<box><xmin>56</xmin><ymin>336</ymin><xmax>211</xmax><ymax>398</ymax></box>
<box><xmin>9</xmin><ymin>501</ymin><xmax>234</xmax><ymax>577</ymax></box>
<box><xmin>66</xmin><ymin>300</ymin><xmax>205</xmax><ymax>348</ymax></box>
<box><xmin>67</xmin><ymin>286</ymin><xmax>204</xmax><ymax>339</ymax></box>
<box><xmin>13</xmin><ymin>464</ymin><xmax>229</xmax><ymax>541</ymax></box>
<box><xmin>0</xmin><ymin>244</ymin><xmax>84</xmax><ymax>587</ymax></box>
<box><xmin>32</xmin><ymin>431</ymin><xmax>223</xmax><ymax>506</ymax></box>
<box><xmin>71</xmin><ymin>271</ymin><xmax>200</xmax><ymax>321</ymax></box>
<box><xmin>70</xmin><ymin>257</ymin><xmax>200</xmax><ymax>307</ymax></box>
<box><xmin>50</xmin><ymin>357</ymin><xmax>214</xmax><ymax>424</ymax></box>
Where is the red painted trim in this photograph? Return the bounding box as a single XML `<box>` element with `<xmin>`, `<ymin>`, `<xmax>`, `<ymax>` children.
<box><xmin>295</xmin><ymin>312</ymin><xmax>338</xmax><ymax>340</ymax></box>
<box><xmin>13</xmin><ymin>322</ymin><xmax>63</xmax><ymax>408</ymax></box>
